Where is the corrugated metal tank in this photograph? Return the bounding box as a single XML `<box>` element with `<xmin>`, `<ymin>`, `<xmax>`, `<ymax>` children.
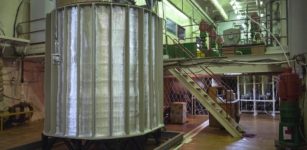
<box><xmin>44</xmin><ymin>1</ymin><xmax>164</xmax><ymax>139</ymax></box>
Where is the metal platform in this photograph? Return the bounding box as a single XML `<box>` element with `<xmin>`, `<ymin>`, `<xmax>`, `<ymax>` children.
<box><xmin>0</xmin><ymin>35</ymin><xmax>29</xmax><ymax>46</ymax></box>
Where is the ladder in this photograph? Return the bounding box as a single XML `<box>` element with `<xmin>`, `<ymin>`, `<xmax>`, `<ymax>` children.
<box><xmin>169</xmin><ymin>67</ymin><xmax>244</xmax><ymax>138</ymax></box>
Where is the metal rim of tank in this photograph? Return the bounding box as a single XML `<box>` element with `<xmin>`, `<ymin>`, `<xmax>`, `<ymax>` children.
<box><xmin>56</xmin><ymin>1</ymin><xmax>158</xmax><ymax>17</ymax></box>
<box><xmin>43</xmin><ymin>127</ymin><xmax>162</xmax><ymax>140</ymax></box>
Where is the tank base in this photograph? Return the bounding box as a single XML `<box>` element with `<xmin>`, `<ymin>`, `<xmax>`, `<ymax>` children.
<box><xmin>42</xmin><ymin>128</ymin><xmax>162</xmax><ymax>150</ymax></box>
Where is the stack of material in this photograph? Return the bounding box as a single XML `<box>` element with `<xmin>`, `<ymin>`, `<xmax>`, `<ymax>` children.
<box><xmin>251</xmin><ymin>45</ymin><xmax>266</xmax><ymax>55</ymax></box>
<box><xmin>208</xmin><ymin>88</ymin><xmax>240</xmax><ymax>128</ymax></box>
<box><xmin>170</xmin><ymin>102</ymin><xmax>187</xmax><ymax>124</ymax></box>
<box><xmin>221</xmin><ymin>47</ymin><xmax>235</xmax><ymax>57</ymax></box>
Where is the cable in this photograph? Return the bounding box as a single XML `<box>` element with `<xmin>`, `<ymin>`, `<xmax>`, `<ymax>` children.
<box><xmin>222</xmin><ymin>59</ymin><xmax>294</xmax><ymax>65</ymax></box>
<box><xmin>13</xmin><ymin>0</ymin><xmax>24</xmax><ymax>37</ymax></box>
<box><xmin>246</xmin><ymin>15</ymin><xmax>291</xmax><ymax>67</ymax></box>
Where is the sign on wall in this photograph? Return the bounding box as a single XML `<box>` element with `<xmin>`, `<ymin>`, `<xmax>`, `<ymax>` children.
<box><xmin>166</xmin><ymin>18</ymin><xmax>185</xmax><ymax>40</ymax></box>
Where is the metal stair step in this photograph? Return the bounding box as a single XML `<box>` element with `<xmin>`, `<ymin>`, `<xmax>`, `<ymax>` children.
<box><xmin>169</xmin><ymin>68</ymin><xmax>244</xmax><ymax>138</ymax></box>
<box><xmin>216</xmin><ymin>108</ymin><xmax>224</xmax><ymax>114</ymax></box>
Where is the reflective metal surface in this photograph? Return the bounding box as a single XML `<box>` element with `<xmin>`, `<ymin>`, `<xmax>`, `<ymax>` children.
<box><xmin>44</xmin><ymin>2</ymin><xmax>163</xmax><ymax>139</ymax></box>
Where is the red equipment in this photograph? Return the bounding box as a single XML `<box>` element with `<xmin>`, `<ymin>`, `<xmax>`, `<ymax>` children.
<box><xmin>278</xmin><ymin>68</ymin><xmax>301</xmax><ymax>101</ymax></box>
<box><xmin>199</xmin><ymin>20</ymin><xmax>209</xmax><ymax>32</ymax></box>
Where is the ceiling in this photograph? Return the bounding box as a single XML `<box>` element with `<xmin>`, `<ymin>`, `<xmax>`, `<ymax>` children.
<box><xmin>194</xmin><ymin>0</ymin><xmax>265</xmax><ymax>21</ymax></box>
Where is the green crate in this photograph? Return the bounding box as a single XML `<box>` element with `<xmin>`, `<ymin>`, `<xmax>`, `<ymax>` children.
<box><xmin>235</xmin><ymin>47</ymin><xmax>252</xmax><ymax>55</ymax></box>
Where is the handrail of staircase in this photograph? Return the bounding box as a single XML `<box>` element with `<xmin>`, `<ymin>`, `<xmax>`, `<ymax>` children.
<box><xmin>164</xmin><ymin>34</ymin><xmax>195</xmax><ymax>59</ymax></box>
<box><xmin>175</xmin><ymin>67</ymin><xmax>208</xmax><ymax>92</ymax></box>
<box><xmin>203</xmin><ymin>66</ymin><xmax>232</xmax><ymax>89</ymax></box>
<box><xmin>186</xmin><ymin>68</ymin><xmax>211</xmax><ymax>91</ymax></box>
<box><xmin>199</xmin><ymin>65</ymin><xmax>232</xmax><ymax>90</ymax></box>
<box><xmin>175</xmin><ymin>67</ymin><xmax>231</xmax><ymax>113</ymax></box>
<box><xmin>185</xmin><ymin>66</ymin><xmax>233</xmax><ymax>113</ymax></box>
<box><xmin>198</xmin><ymin>66</ymin><xmax>236</xmax><ymax>114</ymax></box>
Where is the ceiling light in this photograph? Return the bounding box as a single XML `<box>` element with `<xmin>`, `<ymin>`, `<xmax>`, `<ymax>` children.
<box><xmin>224</xmin><ymin>73</ymin><xmax>242</xmax><ymax>76</ymax></box>
<box><xmin>210</xmin><ymin>0</ymin><xmax>229</xmax><ymax>20</ymax></box>
<box><xmin>260</xmin><ymin>13</ymin><xmax>264</xmax><ymax>17</ymax></box>
<box><xmin>260</xmin><ymin>1</ymin><xmax>263</xmax><ymax>6</ymax></box>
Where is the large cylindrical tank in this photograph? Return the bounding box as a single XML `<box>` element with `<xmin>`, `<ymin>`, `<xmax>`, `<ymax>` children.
<box><xmin>44</xmin><ymin>1</ymin><xmax>163</xmax><ymax>139</ymax></box>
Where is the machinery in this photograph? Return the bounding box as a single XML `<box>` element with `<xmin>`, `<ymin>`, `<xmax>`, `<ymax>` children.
<box><xmin>198</xmin><ymin>20</ymin><xmax>209</xmax><ymax>52</ymax></box>
<box><xmin>197</xmin><ymin>20</ymin><xmax>220</xmax><ymax>57</ymax></box>
<box><xmin>223</xmin><ymin>28</ymin><xmax>241</xmax><ymax>46</ymax></box>
<box><xmin>278</xmin><ymin>68</ymin><xmax>302</xmax><ymax>148</ymax></box>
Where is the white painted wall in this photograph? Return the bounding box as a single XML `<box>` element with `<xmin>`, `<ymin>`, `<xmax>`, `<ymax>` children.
<box><xmin>30</xmin><ymin>0</ymin><xmax>46</xmax><ymax>43</ymax></box>
<box><xmin>0</xmin><ymin>0</ymin><xmax>30</xmax><ymax>38</ymax></box>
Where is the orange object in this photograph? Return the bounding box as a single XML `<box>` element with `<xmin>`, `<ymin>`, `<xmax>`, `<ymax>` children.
<box><xmin>278</xmin><ymin>68</ymin><xmax>301</xmax><ymax>101</ymax></box>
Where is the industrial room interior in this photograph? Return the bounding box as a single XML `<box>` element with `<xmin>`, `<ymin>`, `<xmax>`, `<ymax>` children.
<box><xmin>0</xmin><ymin>0</ymin><xmax>307</xmax><ymax>149</ymax></box>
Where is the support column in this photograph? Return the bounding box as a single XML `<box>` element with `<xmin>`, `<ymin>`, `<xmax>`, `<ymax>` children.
<box><xmin>253</xmin><ymin>75</ymin><xmax>257</xmax><ymax>116</ymax></box>
<box><xmin>272</xmin><ymin>75</ymin><xmax>275</xmax><ymax>117</ymax></box>
<box><xmin>243</xmin><ymin>76</ymin><xmax>247</xmax><ymax>95</ymax></box>
<box><xmin>237</xmin><ymin>76</ymin><xmax>241</xmax><ymax>114</ymax></box>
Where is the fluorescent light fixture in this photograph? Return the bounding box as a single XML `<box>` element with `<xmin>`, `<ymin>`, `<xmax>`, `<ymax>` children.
<box><xmin>210</xmin><ymin>0</ymin><xmax>229</xmax><ymax>20</ymax></box>
<box><xmin>230</xmin><ymin>0</ymin><xmax>242</xmax><ymax>15</ymax></box>
<box><xmin>260</xmin><ymin>1</ymin><xmax>263</xmax><ymax>6</ymax></box>
<box><xmin>260</xmin><ymin>13</ymin><xmax>264</xmax><ymax>17</ymax></box>
<box><xmin>224</xmin><ymin>73</ymin><xmax>242</xmax><ymax>76</ymax></box>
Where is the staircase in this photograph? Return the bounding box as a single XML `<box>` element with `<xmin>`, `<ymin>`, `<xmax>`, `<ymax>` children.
<box><xmin>169</xmin><ymin>67</ymin><xmax>244</xmax><ymax>138</ymax></box>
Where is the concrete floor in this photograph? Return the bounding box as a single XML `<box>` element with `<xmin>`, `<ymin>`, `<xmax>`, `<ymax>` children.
<box><xmin>0</xmin><ymin>120</ymin><xmax>43</xmax><ymax>149</ymax></box>
<box><xmin>0</xmin><ymin>113</ymin><xmax>279</xmax><ymax>150</ymax></box>
<box><xmin>177</xmin><ymin>113</ymin><xmax>279</xmax><ymax>150</ymax></box>
<box><xmin>165</xmin><ymin>115</ymin><xmax>208</xmax><ymax>133</ymax></box>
